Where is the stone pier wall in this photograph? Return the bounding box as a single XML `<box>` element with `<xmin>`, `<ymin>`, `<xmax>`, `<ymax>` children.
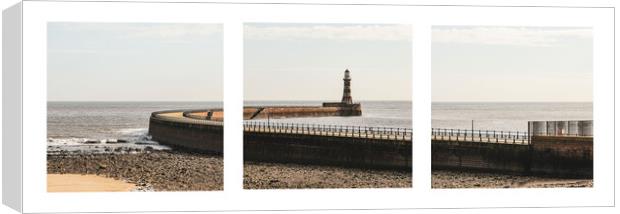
<box><xmin>244</xmin><ymin>104</ymin><xmax>362</xmax><ymax>120</ymax></box>
<box><xmin>529</xmin><ymin>136</ymin><xmax>593</xmax><ymax>177</ymax></box>
<box><xmin>244</xmin><ymin>132</ymin><xmax>411</xmax><ymax>170</ymax></box>
<box><xmin>432</xmin><ymin>136</ymin><xmax>593</xmax><ymax>178</ymax></box>
<box><xmin>148</xmin><ymin>113</ymin><xmax>223</xmax><ymax>154</ymax></box>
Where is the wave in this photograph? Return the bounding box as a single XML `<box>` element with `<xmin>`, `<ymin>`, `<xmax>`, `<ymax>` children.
<box><xmin>116</xmin><ymin>128</ymin><xmax>149</xmax><ymax>137</ymax></box>
<box><xmin>47</xmin><ymin>134</ymin><xmax>171</xmax><ymax>155</ymax></box>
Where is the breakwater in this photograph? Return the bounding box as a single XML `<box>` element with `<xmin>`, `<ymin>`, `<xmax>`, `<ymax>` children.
<box><xmin>148</xmin><ymin>105</ymin><xmax>412</xmax><ymax>169</ymax></box>
<box><xmin>244</xmin><ymin>121</ymin><xmax>411</xmax><ymax>170</ymax></box>
<box><xmin>431</xmin><ymin>124</ymin><xmax>593</xmax><ymax>178</ymax></box>
<box><xmin>244</xmin><ymin>104</ymin><xmax>361</xmax><ymax>120</ymax></box>
<box><xmin>148</xmin><ymin>110</ymin><xmax>223</xmax><ymax>154</ymax></box>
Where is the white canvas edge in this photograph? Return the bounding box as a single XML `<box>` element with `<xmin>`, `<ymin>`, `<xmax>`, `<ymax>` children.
<box><xmin>1</xmin><ymin>2</ymin><xmax>22</xmax><ymax>213</ymax></box>
<box><xmin>14</xmin><ymin>1</ymin><xmax>615</xmax><ymax>213</ymax></box>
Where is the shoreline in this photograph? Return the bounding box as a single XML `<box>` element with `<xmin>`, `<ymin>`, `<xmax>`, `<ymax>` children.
<box><xmin>47</xmin><ymin>150</ymin><xmax>223</xmax><ymax>191</ymax></box>
<box><xmin>47</xmin><ymin>174</ymin><xmax>137</xmax><ymax>192</ymax></box>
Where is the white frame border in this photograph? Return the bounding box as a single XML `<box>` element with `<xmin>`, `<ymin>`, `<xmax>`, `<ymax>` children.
<box><xmin>15</xmin><ymin>1</ymin><xmax>614</xmax><ymax>213</ymax></box>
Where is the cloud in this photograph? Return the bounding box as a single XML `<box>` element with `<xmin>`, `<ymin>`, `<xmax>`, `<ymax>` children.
<box><xmin>47</xmin><ymin>49</ymin><xmax>100</xmax><ymax>55</ymax></box>
<box><xmin>48</xmin><ymin>23</ymin><xmax>222</xmax><ymax>54</ymax></box>
<box><xmin>119</xmin><ymin>24</ymin><xmax>221</xmax><ymax>40</ymax></box>
<box><xmin>50</xmin><ymin>22</ymin><xmax>221</xmax><ymax>40</ymax></box>
<box><xmin>432</xmin><ymin>26</ymin><xmax>591</xmax><ymax>47</ymax></box>
<box><xmin>245</xmin><ymin>24</ymin><xmax>411</xmax><ymax>41</ymax></box>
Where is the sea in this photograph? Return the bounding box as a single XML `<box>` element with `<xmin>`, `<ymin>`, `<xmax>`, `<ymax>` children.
<box><xmin>432</xmin><ymin>102</ymin><xmax>593</xmax><ymax>132</ymax></box>
<box><xmin>47</xmin><ymin>101</ymin><xmax>222</xmax><ymax>154</ymax></box>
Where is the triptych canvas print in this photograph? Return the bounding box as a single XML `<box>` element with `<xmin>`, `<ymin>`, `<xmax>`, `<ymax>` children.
<box><xmin>2</xmin><ymin>1</ymin><xmax>614</xmax><ymax>213</ymax></box>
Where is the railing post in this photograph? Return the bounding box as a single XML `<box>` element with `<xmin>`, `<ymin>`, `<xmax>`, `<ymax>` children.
<box><xmin>313</xmin><ymin>124</ymin><xmax>315</xmax><ymax>135</ymax></box>
<box><xmin>496</xmin><ymin>130</ymin><xmax>499</xmax><ymax>143</ymax></box>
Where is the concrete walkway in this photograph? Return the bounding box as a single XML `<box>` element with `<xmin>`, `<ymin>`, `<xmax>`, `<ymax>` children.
<box><xmin>152</xmin><ymin>110</ymin><xmax>222</xmax><ymax>125</ymax></box>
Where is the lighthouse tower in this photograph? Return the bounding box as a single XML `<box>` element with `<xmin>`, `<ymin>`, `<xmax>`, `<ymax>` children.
<box><xmin>321</xmin><ymin>69</ymin><xmax>361</xmax><ymax>116</ymax></box>
<box><xmin>341</xmin><ymin>69</ymin><xmax>353</xmax><ymax>104</ymax></box>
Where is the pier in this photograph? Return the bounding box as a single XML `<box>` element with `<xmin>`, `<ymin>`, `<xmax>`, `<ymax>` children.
<box><xmin>147</xmin><ymin>67</ymin><xmax>592</xmax><ymax>177</ymax></box>
<box><xmin>148</xmin><ymin>69</ymin><xmax>412</xmax><ymax>169</ymax></box>
<box><xmin>149</xmin><ymin>106</ymin><xmax>592</xmax><ymax>176</ymax></box>
<box><xmin>149</xmin><ymin>109</ymin><xmax>412</xmax><ymax>169</ymax></box>
<box><xmin>148</xmin><ymin>109</ymin><xmax>223</xmax><ymax>154</ymax></box>
<box><xmin>431</xmin><ymin>120</ymin><xmax>593</xmax><ymax>178</ymax></box>
<box><xmin>243</xmin><ymin>121</ymin><xmax>411</xmax><ymax>170</ymax></box>
<box><xmin>149</xmin><ymin>108</ymin><xmax>593</xmax><ymax>176</ymax></box>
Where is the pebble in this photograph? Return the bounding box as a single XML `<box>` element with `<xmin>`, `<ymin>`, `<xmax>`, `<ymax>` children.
<box><xmin>47</xmin><ymin>151</ymin><xmax>223</xmax><ymax>191</ymax></box>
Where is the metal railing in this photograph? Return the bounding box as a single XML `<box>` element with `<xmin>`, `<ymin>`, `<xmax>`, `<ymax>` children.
<box><xmin>431</xmin><ymin>128</ymin><xmax>529</xmax><ymax>145</ymax></box>
<box><xmin>243</xmin><ymin>121</ymin><xmax>412</xmax><ymax>141</ymax></box>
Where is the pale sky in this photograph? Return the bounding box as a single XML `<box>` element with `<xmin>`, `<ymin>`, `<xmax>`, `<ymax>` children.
<box><xmin>48</xmin><ymin>23</ymin><xmax>223</xmax><ymax>101</ymax></box>
<box><xmin>432</xmin><ymin>26</ymin><xmax>592</xmax><ymax>102</ymax></box>
<box><xmin>244</xmin><ymin>23</ymin><xmax>412</xmax><ymax>101</ymax></box>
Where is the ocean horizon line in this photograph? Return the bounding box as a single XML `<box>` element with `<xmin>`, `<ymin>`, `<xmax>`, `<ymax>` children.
<box><xmin>47</xmin><ymin>100</ymin><xmax>591</xmax><ymax>103</ymax></box>
<box><xmin>432</xmin><ymin>101</ymin><xmax>592</xmax><ymax>103</ymax></box>
<box><xmin>48</xmin><ymin>100</ymin><xmax>223</xmax><ymax>103</ymax></box>
<box><xmin>245</xmin><ymin>100</ymin><xmax>412</xmax><ymax>102</ymax></box>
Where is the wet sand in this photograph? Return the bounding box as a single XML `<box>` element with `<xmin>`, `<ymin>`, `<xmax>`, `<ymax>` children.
<box><xmin>47</xmin><ymin>174</ymin><xmax>136</xmax><ymax>192</ymax></box>
<box><xmin>47</xmin><ymin>151</ymin><xmax>223</xmax><ymax>191</ymax></box>
<box><xmin>432</xmin><ymin>169</ymin><xmax>592</xmax><ymax>188</ymax></box>
<box><xmin>244</xmin><ymin>162</ymin><xmax>411</xmax><ymax>189</ymax></box>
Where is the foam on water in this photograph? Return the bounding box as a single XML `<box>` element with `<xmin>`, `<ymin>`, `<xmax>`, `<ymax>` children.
<box><xmin>47</xmin><ymin>128</ymin><xmax>170</xmax><ymax>155</ymax></box>
<box><xmin>117</xmin><ymin>128</ymin><xmax>149</xmax><ymax>136</ymax></box>
<box><xmin>47</xmin><ymin>102</ymin><xmax>221</xmax><ymax>154</ymax></box>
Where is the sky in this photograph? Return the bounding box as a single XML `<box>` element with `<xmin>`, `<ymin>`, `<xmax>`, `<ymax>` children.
<box><xmin>48</xmin><ymin>23</ymin><xmax>223</xmax><ymax>102</ymax></box>
<box><xmin>244</xmin><ymin>23</ymin><xmax>412</xmax><ymax>101</ymax></box>
<box><xmin>432</xmin><ymin>26</ymin><xmax>592</xmax><ymax>102</ymax></box>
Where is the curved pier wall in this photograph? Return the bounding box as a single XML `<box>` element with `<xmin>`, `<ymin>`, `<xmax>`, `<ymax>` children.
<box><xmin>432</xmin><ymin>136</ymin><xmax>593</xmax><ymax>178</ymax></box>
<box><xmin>183</xmin><ymin>109</ymin><xmax>224</xmax><ymax>122</ymax></box>
<box><xmin>148</xmin><ymin>116</ymin><xmax>223</xmax><ymax>154</ymax></box>
<box><xmin>244</xmin><ymin>132</ymin><xmax>411</xmax><ymax>170</ymax></box>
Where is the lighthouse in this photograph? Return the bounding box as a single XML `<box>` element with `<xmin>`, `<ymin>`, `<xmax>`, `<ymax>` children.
<box><xmin>321</xmin><ymin>69</ymin><xmax>362</xmax><ymax>116</ymax></box>
<box><xmin>341</xmin><ymin>69</ymin><xmax>353</xmax><ymax>104</ymax></box>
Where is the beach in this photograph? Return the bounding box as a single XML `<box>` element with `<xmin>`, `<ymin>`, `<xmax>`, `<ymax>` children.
<box><xmin>47</xmin><ymin>151</ymin><xmax>223</xmax><ymax>191</ymax></box>
<box><xmin>244</xmin><ymin>162</ymin><xmax>411</xmax><ymax>189</ymax></box>
<box><xmin>48</xmin><ymin>174</ymin><xmax>137</xmax><ymax>192</ymax></box>
<box><xmin>432</xmin><ymin>170</ymin><xmax>592</xmax><ymax>188</ymax></box>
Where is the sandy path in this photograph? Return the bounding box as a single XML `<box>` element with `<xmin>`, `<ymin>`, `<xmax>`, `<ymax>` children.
<box><xmin>47</xmin><ymin>174</ymin><xmax>136</xmax><ymax>192</ymax></box>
